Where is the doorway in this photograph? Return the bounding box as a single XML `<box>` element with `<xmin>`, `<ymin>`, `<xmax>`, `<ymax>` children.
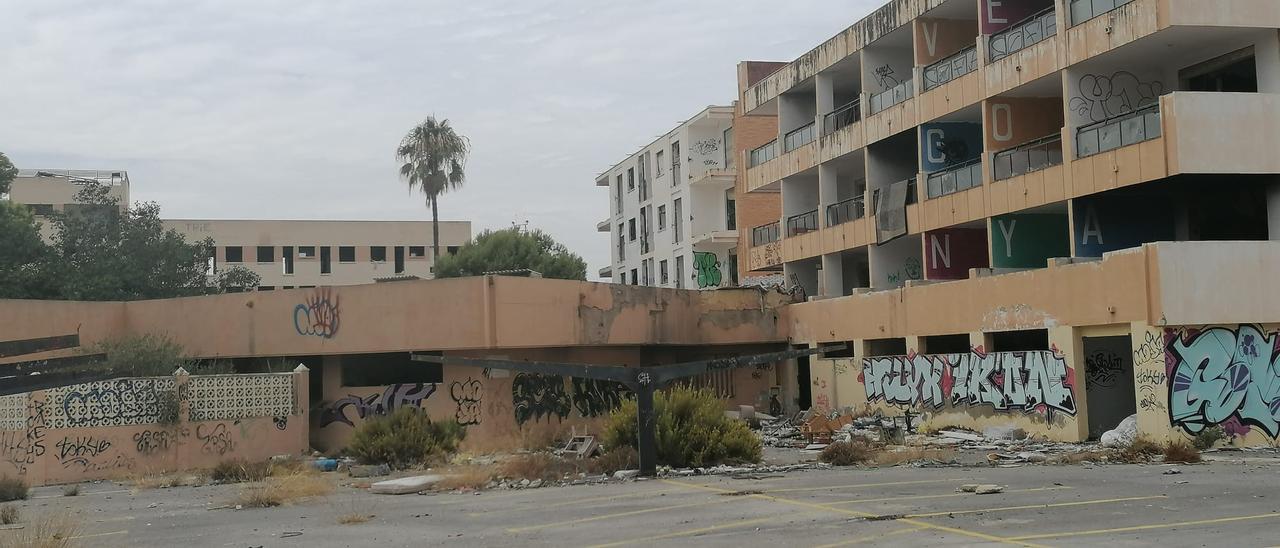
<box><xmin>796</xmin><ymin>350</ymin><xmax>812</xmax><ymax>411</ymax></box>
<box><xmin>1083</xmin><ymin>335</ymin><xmax>1137</xmax><ymax>439</ymax></box>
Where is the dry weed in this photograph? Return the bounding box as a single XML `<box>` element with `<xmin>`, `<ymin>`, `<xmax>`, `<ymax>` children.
<box><xmin>0</xmin><ymin>511</ymin><xmax>80</xmax><ymax>548</ymax></box>
<box><xmin>1162</xmin><ymin>439</ymin><xmax>1202</xmax><ymax>464</ymax></box>
<box><xmin>500</xmin><ymin>453</ymin><xmax>584</xmax><ymax>482</ymax></box>
<box><xmin>819</xmin><ymin>441</ymin><xmax>877</xmax><ymax>466</ymax></box>
<box><xmin>337</xmin><ymin>513</ymin><xmax>373</xmax><ymax>525</ymax></box>
<box><xmin>130</xmin><ymin>470</ymin><xmax>206</xmax><ymax>491</ymax></box>
<box><xmin>1051</xmin><ymin>451</ymin><xmax>1113</xmax><ymax>465</ymax></box>
<box><xmin>235</xmin><ymin>473</ymin><xmax>333</xmax><ymax>508</ymax></box>
<box><xmin>435</xmin><ymin>465</ymin><xmax>498</xmax><ymax>491</ymax></box>
<box><xmin>873</xmin><ymin>447</ymin><xmax>956</xmax><ymax>466</ymax></box>
<box><xmin>0</xmin><ymin>505</ymin><xmax>17</xmax><ymax>525</ymax></box>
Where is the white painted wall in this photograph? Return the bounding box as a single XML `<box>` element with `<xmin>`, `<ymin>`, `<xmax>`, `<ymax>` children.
<box><xmin>868</xmin><ymin>234</ymin><xmax>923</xmax><ymax>290</ymax></box>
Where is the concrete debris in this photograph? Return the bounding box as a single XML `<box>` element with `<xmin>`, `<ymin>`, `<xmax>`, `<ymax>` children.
<box><xmin>613</xmin><ymin>470</ymin><xmax>640</xmax><ymax>481</ymax></box>
<box><xmin>1163</xmin><ymin>468</ymin><xmax>1182</xmax><ymax>475</ymax></box>
<box><xmin>940</xmin><ymin>430</ymin><xmax>983</xmax><ymax>442</ymax></box>
<box><xmin>370</xmin><ymin>475</ymin><xmax>444</xmax><ymax>495</ymax></box>
<box><xmin>348</xmin><ymin>464</ymin><xmax>390</xmax><ymax>478</ymax></box>
<box><xmin>803</xmin><ymin>444</ymin><xmax>829</xmax><ymax>451</ymax></box>
<box><xmin>982</xmin><ymin>425</ymin><xmax>1027</xmax><ymax>441</ymax></box>
<box><xmin>958</xmin><ymin>484</ymin><xmax>979</xmax><ymax>492</ymax></box>
<box><xmin>974</xmin><ymin>484</ymin><xmax>1005</xmax><ymax>495</ymax></box>
<box><xmin>1101</xmin><ymin>414</ymin><xmax>1139</xmax><ymax>448</ymax></box>
<box><xmin>988</xmin><ymin>451</ymin><xmax>1049</xmax><ymax>464</ymax></box>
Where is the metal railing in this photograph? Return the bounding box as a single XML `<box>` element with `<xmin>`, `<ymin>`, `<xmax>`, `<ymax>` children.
<box><xmin>16</xmin><ymin>169</ymin><xmax>129</xmax><ymax>186</ymax></box>
<box><xmin>751</xmin><ymin>221</ymin><xmax>781</xmax><ymax>247</ymax></box>
<box><xmin>1076</xmin><ymin>104</ymin><xmax>1161</xmax><ymax>158</ymax></box>
<box><xmin>868</xmin><ymin>79</ymin><xmax>914</xmax><ymax>115</ymax></box>
<box><xmin>783</xmin><ymin>122</ymin><xmax>816</xmax><ymax>152</ymax></box>
<box><xmin>825</xmin><ymin>196</ymin><xmax>865</xmax><ymax>227</ymax></box>
<box><xmin>1069</xmin><ymin>0</ymin><xmax>1134</xmax><ymax>26</ymax></box>
<box><xmin>923</xmin><ymin>46</ymin><xmax>978</xmax><ymax>91</ymax></box>
<box><xmin>926</xmin><ymin>158</ymin><xmax>984</xmax><ymax>199</ymax></box>
<box><xmin>785</xmin><ymin>209</ymin><xmax>819</xmax><ymax>237</ymax></box>
<box><xmin>823</xmin><ymin>99</ymin><xmax>861</xmax><ymax>135</ymax></box>
<box><xmin>749</xmin><ymin>140</ymin><xmax>778</xmax><ymax>167</ymax></box>
<box><xmin>988</xmin><ymin>7</ymin><xmax>1057</xmax><ymax>62</ymax></box>
<box><xmin>993</xmin><ymin>134</ymin><xmax>1064</xmax><ymax>181</ymax></box>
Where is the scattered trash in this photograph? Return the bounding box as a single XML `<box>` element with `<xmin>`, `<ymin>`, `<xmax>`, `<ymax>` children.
<box><xmin>1101</xmin><ymin>415</ymin><xmax>1139</xmax><ymax>448</ymax></box>
<box><xmin>1163</xmin><ymin>468</ymin><xmax>1182</xmax><ymax>475</ymax></box>
<box><xmin>982</xmin><ymin>425</ymin><xmax>1027</xmax><ymax>441</ymax></box>
<box><xmin>312</xmin><ymin>458</ymin><xmax>339</xmax><ymax>472</ymax></box>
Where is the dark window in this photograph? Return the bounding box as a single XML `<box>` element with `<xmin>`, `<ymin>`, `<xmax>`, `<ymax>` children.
<box><xmin>340</xmin><ymin>353</ymin><xmax>443</xmax><ymax>387</ymax></box>
<box><xmin>921</xmin><ymin>334</ymin><xmax>972</xmax><ymax>354</ymax></box>
<box><xmin>628</xmin><ymin>219</ymin><xmax>636</xmax><ymax>241</ymax></box>
<box><xmin>447</xmin><ymin>245</ymin><xmax>460</xmax><ymax>256</ymax></box>
<box><xmin>258</xmin><ymin>286</ymin><xmax>275</xmax><ymax>291</ymax></box>
<box><xmin>256</xmin><ymin>246</ymin><xmax>274</xmax><ymax>263</ymax></box>
<box><xmin>823</xmin><ymin>342</ymin><xmax>856</xmax><ymax>358</ymax></box>
<box><xmin>282</xmin><ymin>286</ymin><xmax>294</xmax><ymax>290</ymax></box>
<box><xmin>630</xmin><ymin>268</ymin><xmax>638</xmax><ymax>285</ymax></box>
<box><xmin>283</xmin><ymin>246</ymin><xmax>294</xmax><ymax>275</ymax></box>
<box><xmin>371</xmin><ymin>246</ymin><xmax>387</xmax><ymax>262</ymax></box>
<box><xmin>409</xmin><ymin>246</ymin><xmax>426</xmax><ymax>258</ymax></box>
<box><xmin>298</xmin><ymin>246</ymin><xmax>316</xmax><ymax>258</ymax></box>
<box><xmin>338</xmin><ymin>246</ymin><xmax>356</xmax><ymax>262</ymax></box>
<box><xmin>225</xmin><ymin>246</ymin><xmax>243</xmax><ymax>263</ymax></box>
<box><xmin>619</xmin><ymin>272</ymin><xmax>626</xmax><ymax>284</ymax></box>
<box><xmin>26</xmin><ymin>204</ymin><xmax>54</xmax><ymax>216</ymax></box>
<box><xmin>320</xmin><ymin>247</ymin><xmax>332</xmax><ymax>274</ymax></box>
<box><xmin>627</xmin><ymin>168</ymin><xmax>635</xmax><ymax>191</ymax></box>
<box><xmin>866</xmin><ymin>338</ymin><xmax>908</xmax><ymax>357</ymax></box>
<box><xmin>989</xmin><ymin>329</ymin><xmax>1050</xmax><ymax>352</ymax></box>
<box><xmin>394</xmin><ymin>246</ymin><xmax>405</xmax><ymax>273</ymax></box>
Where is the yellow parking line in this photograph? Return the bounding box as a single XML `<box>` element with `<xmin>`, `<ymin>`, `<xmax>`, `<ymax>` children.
<box><xmin>759</xmin><ymin>478</ymin><xmax>973</xmax><ymax>494</ymax></box>
<box><xmin>505</xmin><ymin>496</ymin><xmax>733</xmax><ymax>533</ymax></box>
<box><xmin>590</xmin><ymin>516</ymin><xmax>784</xmax><ymax>547</ymax></box>
<box><xmin>68</xmin><ymin>530</ymin><xmax>128</xmax><ymax>540</ymax></box>
<box><xmin>905</xmin><ymin>495</ymin><xmax>1166</xmax><ymax>518</ymax></box>
<box><xmin>1008</xmin><ymin>512</ymin><xmax>1280</xmax><ymax>541</ymax></box>
<box><xmin>827</xmin><ymin>486</ymin><xmax>1072</xmax><ymax>506</ymax></box>
<box><xmin>661</xmin><ymin>479</ymin><xmax>1048</xmax><ymax>548</ymax></box>
<box><xmin>469</xmin><ymin>489</ymin><xmax>680</xmax><ymax>516</ymax></box>
<box><xmin>812</xmin><ymin>526</ymin><xmax>927</xmax><ymax>548</ymax></box>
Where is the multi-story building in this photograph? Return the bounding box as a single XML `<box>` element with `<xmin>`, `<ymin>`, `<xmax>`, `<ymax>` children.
<box><xmin>164</xmin><ymin>219</ymin><xmax>471</xmax><ymax>289</ymax></box>
<box><xmin>596</xmin><ymin>106</ymin><xmax>741</xmax><ymax>289</ymax></box>
<box><xmin>8</xmin><ymin>169</ymin><xmax>131</xmax><ymax>239</ymax></box>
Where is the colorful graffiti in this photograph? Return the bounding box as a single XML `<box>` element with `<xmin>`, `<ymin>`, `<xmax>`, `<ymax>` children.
<box><xmin>693</xmin><ymin>252</ymin><xmax>722</xmax><ymax>289</ymax></box>
<box><xmin>294</xmin><ymin>287</ymin><xmax>340</xmax><ymax>338</ymax></box>
<box><xmin>861</xmin><ymin>350</ymin><xmax>1077</xmax><ymax>416</ymax></box>
<box><xmin>320</xmin><ymin>383</ymin><xmax>437</xmax><ymax>427</ymax></box>
<box><xmin>1168</xmin><ymin>326</ymin><xmax>1280</xmax><ymax>438</ymax></box>
<box><xmin>450</xmin><ymin>378</ymin><xmax>484</xmax><ymax>426</ymax></box>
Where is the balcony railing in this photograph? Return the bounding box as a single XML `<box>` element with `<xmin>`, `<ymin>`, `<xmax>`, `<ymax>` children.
<box><xmin>1076</xmin><ymin>104</ymin><xmax>1161</xmax><ymax>158</ymax></box>
<box><xmin>923</xmin><ymin>46</ymin><xmax>978</xmax><ymax>91</ymax></box>
<box><xmin>992</xmin><ymin>134</ymin><xmax>1064</xmax><ymax>181</ymax></box>
<box><xmin>751</xmin><ymin>221</ymin><xmax>781</xmax><ymax>247</ymax></box>
<box><xmin>785</xmin><ymin>209</ymin><xmax>819</xmax><ymax>237</ymax></box>
<box><xmin>783</xmin><ymin>122</ymin><xmax>816</xmax><ymax>152</ymax></box>
<box><xmin>825</xmin><ymin>196</ymin><xmax>866</xmax><ymax>227</ymax></box>
<box><xmin>1069</xmin><ymin>0</ymin><xmax>1134</xmax><ymax>26</ymax></box>
<box><xmin>871</xmin><ymin>178</ymin><xmax>918</xmax><ymax>212</ymax></box>
<box><xmin>869</xmin><ymin>79</ymin><xmax>914</xmax><ymax>115</ymax></box>
<box><xmin>749</xmin><ymin>140</ymin><xmax>778</xmax><ymax>167</ymax></box>
<box><xmin>822</xmin><ymin>99</ymin><xmax>861</xmax><ymax>135</ymax></box>
<box><xmin>926</xmin><ymin>158</ymin><xmax>984</xmax><ymax>199</ymax></box>
<box><xmin>988</xmin><ymin>7</ymin><xmax>1057</xmax><ymax>62</ymax></box>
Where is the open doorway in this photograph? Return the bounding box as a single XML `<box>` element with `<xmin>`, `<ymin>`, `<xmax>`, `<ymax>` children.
<box><xmin>1083</xmin><ymin>336</ymin><xmax>1137</xmax><ymax>439</ymax></box>
<box><xmin>795</xmin><ymin>345</ymin><xmax>812</xmax><ymax>411</ymax></box>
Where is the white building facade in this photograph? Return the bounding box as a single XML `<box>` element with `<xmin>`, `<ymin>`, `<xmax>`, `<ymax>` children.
<box><xmin>596</xmin><ymin>106</ymin><xmax>739</xmax><ymax>290</ymax></box>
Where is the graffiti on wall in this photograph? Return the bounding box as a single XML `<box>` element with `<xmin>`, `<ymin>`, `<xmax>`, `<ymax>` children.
<box><xmin>450</xmin><ymin>378</ymin><xmax>484</xmax><ymax>426</ymax></box>
<box><xmin>196</xmin><ymin>423</ymin><xmax>236</xmax><ymax>455</ymax></box>
<box><xmin>320</xmin><ymin>383</ymin><xmax>437</xmax><ymax>427</ymax></box>
<box><xmin>294</xmin><ymin>287</ymin><xmax>341</xmax><ymax>339</ymax></box>
<box><xmin>1084</xmin><ymin>351</ymin><xmax>1123</xmax><ymax>389</ymax></box>
<box><xmin>693</xmin><ymin>252</ymin><xmax>722</xmax><ymax>289</ymax></box>
<box><xmin>873</xmin><ymin>64</ymin><xmax>899</xmax><ymax>90</ymax></box>
<box><xmin>1</xmin><ymin>399</ymin><xmax>46</xmax><ymax>475</ymax></box>
<box><xmin>133</xmin><ymin>429</ymin><xmax>179</xmax><ymax>455</ymax></box>
<box><xmin>1069</xmin><ymin>72</ymin><xmax>1164</xmax><ymax>124</ymax></box>
<box><xmin>861</xmin><ymin>350</ymin><xmax>1077</xmax><ymax>416</ymax></box>
<box><xmin>50</xmin><ymin>378</ymin><xmax>176</xmax><ymax>429</ymax></box>
<box><xmin>1167</xmin><ymin>326</ymin><xmax>1280</xmax><ymax>438</ymax></box>
<box><xmin>885</xmin><ymin>257</ymin><xmax>923</xmax><ymax>286</ymax></box>
<box><xmin>512</xmin><ymin>373</ymin><xmax>628</xmax><ymax>427</ymax></box>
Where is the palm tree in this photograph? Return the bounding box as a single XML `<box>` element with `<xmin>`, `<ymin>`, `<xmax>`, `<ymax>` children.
<box><xmin>396</xmin><ymin>117</ymin><xmax>470</xmax><ymax>263</ymax></box>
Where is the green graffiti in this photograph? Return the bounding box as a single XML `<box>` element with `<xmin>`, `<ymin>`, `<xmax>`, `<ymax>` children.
<box><xmin>693</xmin><ymin>252</ymin><xmax>722</xmax><ymax>288</ymax></box>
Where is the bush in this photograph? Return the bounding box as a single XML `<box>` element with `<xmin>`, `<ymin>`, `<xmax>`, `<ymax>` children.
<box><xmin>0</xmin><ymin>476</ymin><xmax>28</xmax><ymax>502</ymax></box>
<box><xmin>820</xmin><ymin>441</ymin><xmax>876</xmax><ymax>466</ymax></box>
<box><xmin>1163</xmin><ymin>439</ymin><xmax>1203</xmax><ymax>464</ymax></box>
<box><xmin>89</xmin><ymin>334</ymin><xmax>233</xmax><ymax>377</ymax></box>
<box><xmin>210</xmin><ymin>460</ymin><xmax>271</xmax><ymax>484</ymax></box>
<box><xmin>0</xmin><ymin>504</ymin><xmax>17</xmax><ymax>525</ymax></box>
<box><xmin>1192</xmin><ymin>426</ymin><xmax>1226</xmax><ymax>450</ymax></box>
<box><xmin>1116</xmin><ymin>437</ymin><xmax>1163</xmax><ymax>463</ymax></box>
<box><xmin>589</xmin><ymin>447</ymin><xmax>639</xmax><ymax>475</ymax></box>
<box><xmin>347</xmin><ymin>407</ymin><xmax>465</xmax><ymax>468</ymax></box>
<box><xmin>603</xmin><ymin>387</ymin><xmax>761</xmax><ymax>468</ymax></box>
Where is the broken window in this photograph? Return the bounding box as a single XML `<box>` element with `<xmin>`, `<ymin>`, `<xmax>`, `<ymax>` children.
<box><xmin>394</xmin><ymin>246</ymin><xmax>405</xmax><ymax>273</ymax></box>
<box><xmin>866</xmin><ymin>338</ymin><xmax>908</xmax><ymax>357</ymax></box>
<box><xmin>630</xmin><ymin>268</ymin><xmax>638</xmax><ymax>285</ymax></box>
<box><xmin>673</xmin><ymin>199</ymin><xmax>683</xmax><ymax>243</ymax></box>
<box><xmin>298</xmin><ymin>246</ymin><xmax>316</xmax><ymax>258</ymax></box>
<box><xmin>225</xmin><ymin>246</ymin><xmax>243</xmax><ymax>263</ymax></box>
<box><xmin>282</xmin><ymin>246</ymin><xmax>294</xmax><ymax>275</ymax></box>
<box><xmin>409</xmin><ymin>246</ymin><xmax>426</xmax><ymax>258</ymax></box>
<box><xmin>338</xmin><ymin>246</ymin><xmax>356</xmax><ymax>263</ymax></box>
<box><xmin>627</xmin><ymin>168</ymin><xmax>635</xmax><ymax>192</ymax></box>
<box><xmin>370</xmin><ymin>246</ymin><xmax>387</xmax><ymax>262</ymax></box>
<box><xmin>320</xmin><ymin>247</ymin><xmax>332</xmax><ymax>274</ymax></box>
<box><xmin>256</xmin><ymin>246</ymin><xmax>274</xmax><ymax>263</ymax></box>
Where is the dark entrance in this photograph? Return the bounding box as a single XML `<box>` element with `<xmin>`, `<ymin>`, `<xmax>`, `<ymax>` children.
<box><xmin>1083</xmin><ymin>335</ymin><xmax>1137</xmax><ymax>439</ymax></box>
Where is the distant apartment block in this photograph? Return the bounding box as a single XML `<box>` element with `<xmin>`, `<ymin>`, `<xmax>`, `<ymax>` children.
<box><xmin>596</xmin><ymin>106</ymin><xmax>740</xmax><ymax>289</ymax></box>
<box><xmin>164</xmin><ymin>219</ymin><xmax>471</xmax><ymax>289</ymax></box>
<box><xmin>9</xmin><ymin>169</ymin><xmax>131</xmax><ymax>239</ymax></box>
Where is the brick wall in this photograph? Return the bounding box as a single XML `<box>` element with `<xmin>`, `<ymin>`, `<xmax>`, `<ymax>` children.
<box><xmin>735</xmin><ymin>61</ymin><xmax>787</xmax><ymax>280</ymax></box>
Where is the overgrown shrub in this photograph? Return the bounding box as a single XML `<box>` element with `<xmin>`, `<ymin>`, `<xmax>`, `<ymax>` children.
<box><xmin>210</xmin><ymin>459</ymin><xmax>271</xmax><ymax>484</ymax></box>
<box><xmin>1192</xmin><ymin>426</ymin><xmax>1226</xmax><ymax>450</ymax></box>
<box><xmin>347</xmin><ymin>407</ymin><xmax>465</xmax><ymax>468</ymax></box>
<box><xmin>0</xmin><ymin>504</ymin><xmax>17</xmax><ymax>525</ymax></box>
<box><xmin>1163</xmin><ymin>439</ymin><xmax>1203</xmax><ymax>464</ymax></box>
<box><xmin>819</xmin><ymin>441</ymin><xmax>876</xmax><ymax>466</ymax></box>
<box><xmin>0</xmin><ymin>476</ymin><xmax>28</xmax><ymax>502</ymax></box>
<box><xmin>1116</xmin><ymin>437</ymin><xmax>1163</xmax><ymax>463</ymax></box>
<box><xmin>603</xmin><ymin>387</ymin><xmax>761</xmax><ymax>468</ymax></box>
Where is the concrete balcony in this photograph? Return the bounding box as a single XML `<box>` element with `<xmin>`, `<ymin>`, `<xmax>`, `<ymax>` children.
<box><xmin>596</xmin><ymin>219</ymin><xmax>611</xmax><ymax>232</ymax></box>
<box><xmin>1162</xmin><ymin>92</ymin><xmax>1280</xmax><ymax>176</ymax></box>
<box><xmin>688</xmin><ymin>169</ymin><xmax>736</xmax><ymax>190</ymax></box>
<box><xmin>598</xmin><ymin>265</ymin><xmax>612</xmax><ymax>278</ymax></box>
<box><xmin>691</xmin><ymin>229</ymin><xmax>739</xmax><ymax>249</ymax></box>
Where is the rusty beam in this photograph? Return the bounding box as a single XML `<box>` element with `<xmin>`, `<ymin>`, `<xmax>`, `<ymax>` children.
<box><xmin>0</xmin><ymin>333</ymin><xmax>80</xmax><ymax>358</ymax></box>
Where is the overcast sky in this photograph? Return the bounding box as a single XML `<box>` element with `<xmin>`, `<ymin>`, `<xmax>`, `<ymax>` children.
<box><xmin>0</xmin><ymin>0</ymin><xmax>878</xmax><ymax>276</ymax></box>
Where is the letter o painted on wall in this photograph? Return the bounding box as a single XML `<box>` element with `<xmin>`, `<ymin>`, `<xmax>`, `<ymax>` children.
<box><xmin>991</xmin><ymin>103</ymin><xmax>1013</xmax><ymax>143</ymax></box>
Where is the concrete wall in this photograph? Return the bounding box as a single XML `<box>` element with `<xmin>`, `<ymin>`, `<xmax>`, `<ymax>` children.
<box><xmin>914</xmin><ymin>18</ymin><xmax>977</xmax><ymax>66</ymax></box>
<box><xmin>0</xmin><ymin>369</ymin><xmax>309</xmax><ymax>486</ymax></box>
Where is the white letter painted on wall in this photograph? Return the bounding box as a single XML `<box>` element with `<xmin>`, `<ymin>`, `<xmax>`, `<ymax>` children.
<box><xmin>992</xmin><ymin>103</ymin><xmax>1013</xmax><ymax>142</ymax></box>
<box><xmin>1082</xmin><ymin>206</ymin><xmax>1105</xmax><ymax>245</ymax></box>
<box><xmin>923</xmin><ymin>22</ymin><xmax>939</xmax><ymax>57</ymax></box>
<box><xmin>927</xmin><ymin>129</ymin><xmax>946</xmax><ymax>163</ymax></box>
<box><xmin>999</xmin><ymin>219</ymin><xmax>1017</xmax><ymax>258</ymax></box>
<box><xmin>930</xmin><ymin>234</ymin><xmax>952</xmax><ymax>269</ymax></box>
<box><xmin>987</xmin><ymin>0</ymin><xmax>1007</xmax><ymax>24</ymax></box>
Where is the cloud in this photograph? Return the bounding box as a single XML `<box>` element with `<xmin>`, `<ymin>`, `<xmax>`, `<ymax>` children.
<box><xmin>0</xmin><ymin>0</ymin><xmax>880</xmax><ymax>276</ymax></box>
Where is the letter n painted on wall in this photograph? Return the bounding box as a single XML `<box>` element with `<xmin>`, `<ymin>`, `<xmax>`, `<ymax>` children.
<box><xmin>925</xmin><ymin>228</ymin><xmax>989</xmax><ymax>280</ymax></box>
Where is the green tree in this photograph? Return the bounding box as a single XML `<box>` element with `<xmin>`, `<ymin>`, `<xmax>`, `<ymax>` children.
<box><xmin>0</xmin><ymin>152</ymin><xmax>16</xmax><ymax>195</ymax></box>
<box><xmin>215</xmin><ymin>265</ymin><xmax>262</xmax><ymax>293</ymax></box>
<box><xmin>396</xmin><ymin>116</ymin><xmax>469</xmax><ymax>261</ymax></box>
<box><xmin>44</xmin><ymin>181</ymin><xmax>214</xmax><ymax>301</ymax></box>
<box><xmin>0</xmin><ymin>202</ymin><xmax>53</xmax><ymax>299</ymax></box>
<box><xmin>434</xmin><ymin>227</ymin><xmax>587</xmax><ymax>280</ymax></box>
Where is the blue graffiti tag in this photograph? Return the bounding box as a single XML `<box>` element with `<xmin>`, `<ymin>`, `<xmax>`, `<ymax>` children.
<box><xmin>1168</xmin><ymin>326</ymin><xmax>1280</xmax><ymax>438</ymax></box>
<box><xmin>294</xmin><ymin>288</ymin><xmax>340</xmax><ymax>338</ymax></box>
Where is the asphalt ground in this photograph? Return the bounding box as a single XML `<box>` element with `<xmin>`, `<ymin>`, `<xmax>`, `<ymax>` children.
<box><xmin>3</xmin><ymin>458</ymin><xmax>1279</xmax><ymax>547</ymax></box>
